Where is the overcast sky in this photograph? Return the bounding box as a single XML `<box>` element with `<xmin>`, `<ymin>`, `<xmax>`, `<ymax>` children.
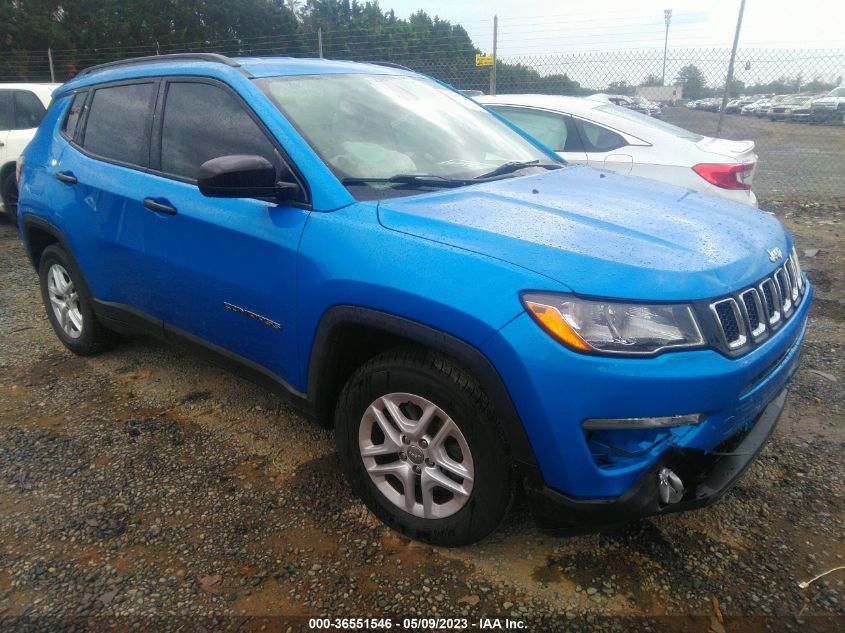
<box><xmin>383</xmin><ymin>0</ymin><xmax>844</xmax><ymax>54</ymax></box>
<box><xmin>382</xmin><ymin>0</ymin><xmax>844</xmax><ymax>86</ymax></box>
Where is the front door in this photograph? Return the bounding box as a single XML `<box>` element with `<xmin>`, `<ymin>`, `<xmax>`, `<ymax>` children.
<box><xmin>131</xmin><ymin>79</ymin><xmax>309</xmax><ymax>387</ymax></box>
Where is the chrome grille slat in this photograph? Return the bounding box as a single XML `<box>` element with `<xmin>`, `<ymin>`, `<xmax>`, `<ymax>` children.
<box><xmin>710</xmin><ymin>252</ymin><xmax>805</xmax><ymax>352</ymax></box>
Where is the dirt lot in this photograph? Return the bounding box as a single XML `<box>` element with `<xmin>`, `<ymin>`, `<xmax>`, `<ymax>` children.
<box><xmin>1</xmin><ymin>200</ymin><xmax>844</xmax><ymax>632</ymax></box>
<box><xmin>662</xmin><ymin>107</ymin><xmax>845</xmax><ymax>201</ymax></box>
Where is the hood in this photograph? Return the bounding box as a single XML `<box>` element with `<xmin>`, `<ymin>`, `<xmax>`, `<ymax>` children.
<box><xmin>377</xmin><ymin>165</ymin><xmax>789</xmax><ymax>301</ymax></box>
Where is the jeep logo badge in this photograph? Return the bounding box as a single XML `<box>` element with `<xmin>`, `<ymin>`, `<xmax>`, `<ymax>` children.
<box><xmin>767</xmin><ymin>247</ymin><xmax>783</xmax><ymax>262</ymax></box>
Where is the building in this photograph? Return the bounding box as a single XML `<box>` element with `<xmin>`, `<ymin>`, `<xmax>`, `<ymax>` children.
<box><xmin>636</xmin><ymin>85</ymin><xmax>683</xmax><ymax>104</ymax></box>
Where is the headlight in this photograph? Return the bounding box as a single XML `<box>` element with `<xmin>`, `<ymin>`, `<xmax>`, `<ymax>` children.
<box><xmin>522</xmin><ymin>293</ymin><xmax>704</xmax><ymax>356</ymax></box>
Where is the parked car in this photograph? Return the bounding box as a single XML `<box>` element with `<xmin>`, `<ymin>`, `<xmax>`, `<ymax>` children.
<box><xmin>478</xmin><ymin>93</ymin><xmax>758</xmax><ymax>205</ymax></box>
<box><xmin>770</xmin><ymin>94</ymin><xmax>817</xmax><ymax>122</ymax></box>
<box><xmin>788</xmin><ymin>95</ymin><xmax>821</xmax><ymax>122</ymax></box>
<box><xmin>741</xmin><ymin>99</ymin><xmax>766</xmax><ymax>116</ymax></box>
<box><xmin>756</xmin><ymin>94</ymin><xmax>792</xmax><ymax>118</ymax></box>
<box><xmin>1</xmin><ymin>83</ymin><xmax>58</xmax><ymax>224</ymax></box>
<box><xmin>591</xmin><ymin>93</ymin><xmax>660</xmax><ymax>117</ymax></box>
<box><xmin>18</xmin><ymin>55</ymin><xmax>811</xmax><ymax>545</ymax></box>
<box><xmin>630</xmin><ymin>95</ymin><xmax>662</xmax><ymax>117</ymax></box>
<box><xmin>810</xmin><ymin>86</ymin><xmax>845</xmax><ymax>122</ymax></box>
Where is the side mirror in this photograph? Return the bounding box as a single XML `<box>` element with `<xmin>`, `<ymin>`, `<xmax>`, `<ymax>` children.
<box><xmin>197</xmin><ymin>154</ymin><xmax>301</xmax><ymax>202</ymax></box>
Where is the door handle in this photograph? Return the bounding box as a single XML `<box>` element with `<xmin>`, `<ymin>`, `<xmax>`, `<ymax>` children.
<box><xmin>143</xmin><ymin>198</ymin><xmax>177</xmax><ymax>215</ymax></box>
<box><xmin>55</xmin><ymin>171</ymin><xmax>78</xmax><ymax>185</ymax></box>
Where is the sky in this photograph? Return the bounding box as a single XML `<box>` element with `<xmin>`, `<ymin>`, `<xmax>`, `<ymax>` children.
<box><xmin>381</xmin><ymin>0</ymin><xmax>845</xmax><ymax>86</ymax></box>
<box><xmin>383</xmin><ymin>1</ymin><xmax>845</xmax><ymax>54</ymax></box>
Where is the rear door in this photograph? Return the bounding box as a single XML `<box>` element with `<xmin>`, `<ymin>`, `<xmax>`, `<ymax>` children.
<box><xmin>51</xmin><ymin>81</ymin><xmax>160</xmax><ymax>309</ymax></box>
<box><xmin>133</xmin><ymin>78</ymin><xmax>309</xmax><ymax>385</ymax></box>
<box><xmin>488</xmin><ymin>105</ymin><xmax>587</xmax><ymax>163</ymax></box>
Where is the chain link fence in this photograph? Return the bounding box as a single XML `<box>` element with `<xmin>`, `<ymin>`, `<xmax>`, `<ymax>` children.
<box><xmin>3</xmin><ymin>40</ymin><xmax>844</xmax><ymax>201</ymax></box>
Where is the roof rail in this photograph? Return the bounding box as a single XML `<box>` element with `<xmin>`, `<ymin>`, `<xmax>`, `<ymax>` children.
<box><xmin>367</xmin><ymin>61</ymin><xmax>414</xmax><ymax>72</ymax></box>
<box><xmin>77</xmin><ymin>53</ymin><xmax>242</xmax><ymax>77</ymax></box>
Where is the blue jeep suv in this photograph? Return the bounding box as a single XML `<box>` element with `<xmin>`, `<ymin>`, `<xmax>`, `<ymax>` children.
<box><xmin>17</xmin><ymin>54</ymin><xmax>811</xmax><ymax>545</ymax></box>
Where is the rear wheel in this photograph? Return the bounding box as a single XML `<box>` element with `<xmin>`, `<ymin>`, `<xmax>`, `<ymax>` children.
<box><xmin>335</xmin><ymin>347</ymin><xmax>515</xmax><ymax>546</ymax></box>
<box><xmin>38</xmin><ymin>245</ymin><xmax>118</xmax><ymax>355</ymax></box>
<box><xmin>1</xmin><ymin>171</ymin><xmax>18</xmax><ymax>226</ymax></box>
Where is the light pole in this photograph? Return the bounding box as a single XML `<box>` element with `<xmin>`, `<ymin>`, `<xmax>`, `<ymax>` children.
<box><xmin>661</xmin><ymin>9</ymin><xmax>672</xmax><ymax>85</ymax></box>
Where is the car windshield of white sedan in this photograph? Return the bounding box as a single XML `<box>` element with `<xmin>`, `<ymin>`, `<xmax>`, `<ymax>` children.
<box><xmin>257</xmin><ymin>74</ymin><xmax>555</xmax><ymax>186</ymax></box>
<box><xmin>596</xmin><ymin>104</ymin><xmax>704</xmax><ymax>142</ymax></box>
<box><xmin>828</xmin><ymin>87</ymin><xmax>845</xmax><ymax>97</ymax></box>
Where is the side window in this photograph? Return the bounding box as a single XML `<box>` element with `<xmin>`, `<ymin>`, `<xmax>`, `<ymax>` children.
<box><xmin>575</xmin><ymin>119</ymin><xmax>627</xmax><ymax>153</ymax></box>
<box><xmin>13</xmin><ymin>90</ymin><xmax>47</xmax><ymax>130</ymax></box>
<box><xmin>160</xmin><ymin>82</ymin><xmax>279</xmax><ymax>180</ymax></box>
<box><xmin>492</xmin><ymin>106</ymin><xmax>573</xmax><ymax>152</ymax></box>
<box><xmin>83</xmin><ymin>83</ymin><xmax>155</xmax><ymax>167</ymax></box>
<box><xmin>62</xmin><ymin>92</ymin><xmax>87</xmax><ymax>140</ymax></box>
<box><xmin>0</xmin><ymin>90</ymin><xmax>10</xmax><ymax>130</ymax></box>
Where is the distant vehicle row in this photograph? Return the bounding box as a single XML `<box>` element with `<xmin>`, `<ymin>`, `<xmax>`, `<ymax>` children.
<box><xmin>686</xmin><ymin>86</ymin><xmax>845</xmax><ymax>123</ymax></box>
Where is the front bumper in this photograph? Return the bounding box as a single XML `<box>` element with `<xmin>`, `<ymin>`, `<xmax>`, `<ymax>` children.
<box><xmin>482</xmin><ymin>280</ymin><xmax>811</xmax><ymax>516</ymax></box>
<box><xmin>528</xmin><ymin>386</ymin><xmax>787</xmax><ymax>533</ymax></box>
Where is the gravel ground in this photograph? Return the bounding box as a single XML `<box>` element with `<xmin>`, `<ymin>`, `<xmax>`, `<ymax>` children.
<box><xmin>1</xmin><ymin>201</ymin><xmax>843</xmax><ymax>632</ymax></box>
<box><xmin>661</xmin><ymin>107</ymin><xmax>845</xmax><ymax>201</ymax></box>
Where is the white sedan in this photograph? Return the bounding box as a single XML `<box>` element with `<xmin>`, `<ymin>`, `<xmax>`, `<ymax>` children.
<box><xmin>476</xmin><ymin>94</ymin><xmax>758</xmax><ymax>206</ymax></box>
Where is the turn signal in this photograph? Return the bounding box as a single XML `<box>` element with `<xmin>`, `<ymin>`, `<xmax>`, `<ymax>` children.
<box><xmin>523</xmin><ymin>299</ymin><xmax>591</xmax><ymax>352</ymax></box>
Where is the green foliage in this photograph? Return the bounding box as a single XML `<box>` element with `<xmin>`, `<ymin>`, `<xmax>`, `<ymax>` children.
<box><xmin>0</xmin><ymin>0</ymin><xmax>586</xmax><ymax>95</ymax></box>
<box><xmin>675</xmin><ymin>64</ymin><xmax>708</xmax><ymax>99</ymax></box>
<box><xmin>744</xmin><ymin>75</ymin><xmax>841</xmax><ymax>95</ymax></box>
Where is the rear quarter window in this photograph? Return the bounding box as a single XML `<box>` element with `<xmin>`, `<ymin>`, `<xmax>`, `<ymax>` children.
<box><xmin>82</xmin><ymin>82</ymin><xmax>156</xmax><ymax>167</ymax></box>
<box><xmin>62</xmin><ymin>92</ymin><xmax>88</xmax><ymax>140</ymax></box>
<box><xmin>13</xmin><ymin>90</ymin><xmax>47</xmax><ymax>130</ymax></box>
<box><xmin>576</xmin><ymin>119</ymin><xmax>627</xmax><ymax>153</ymax></box>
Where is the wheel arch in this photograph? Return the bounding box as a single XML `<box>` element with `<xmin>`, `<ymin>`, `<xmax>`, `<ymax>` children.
<box><xmin>307</xmin><ymin>305</ymin><xmax>539</xmax><ymax>470</ymax></box>
<box><xmin>20</xmin><ymin>216</ymin><xmax>95</xmax><ymax>300</ymax></box>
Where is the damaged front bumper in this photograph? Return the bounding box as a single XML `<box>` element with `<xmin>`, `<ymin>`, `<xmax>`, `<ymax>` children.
<box><xmin>527</xmin><ymin>387</ymin><xmax>787</xmax><ymax>534</ymax></box>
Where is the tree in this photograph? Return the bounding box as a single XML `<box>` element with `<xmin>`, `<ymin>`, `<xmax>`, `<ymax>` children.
<box><xmin>676</xmin><ymin>64</ymin><xmax>707</xmax><ymax>99</ymax></box>
<box><xmin>640</xmin><ymin>74</ymin><xmax>662</xmax><ymax>86</ymax></box>
<box><xmin>606</xmin><ymin>80</ymin><xmax>634</xmax><ymax>95</ymax></box>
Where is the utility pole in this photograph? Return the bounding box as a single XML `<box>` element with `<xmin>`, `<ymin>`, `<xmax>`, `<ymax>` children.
<box><xmin>489</xmin><ymin>15</ymin><xmax>498</xmax><ymax>96</ymax></box>
<box><xmin>317</xmin><ymin>27</ymin><xmax>323</xmax><ymax>58</ymax></box>
<box><xmin>661</xmin><ymin>9</ymin><xmax>672</xmax><ymax>85</ymax></box>
<box><xmin>716</xmin><ymin>0</ymin><xmax>746</xmax><ymax>137</ymax></box>
<box><xmin>47</xmin><ymin>47</ymin><xmax>55</xmax><ymax>83</ymax></box>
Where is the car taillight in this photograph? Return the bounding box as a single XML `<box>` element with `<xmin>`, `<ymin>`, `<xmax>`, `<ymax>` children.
<box><xmin>692</xmin><ymin>163</ymin><xmax>754</xmax><ymax>190</ymax></box>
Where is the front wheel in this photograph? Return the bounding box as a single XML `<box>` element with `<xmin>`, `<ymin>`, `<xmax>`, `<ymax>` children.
<box><xmin>335</xmin><ymin>347</ymin><xmax>515</xmax><ymax>546</ymax></box>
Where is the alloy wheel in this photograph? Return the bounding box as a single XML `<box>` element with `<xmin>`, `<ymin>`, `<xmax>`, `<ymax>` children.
<box><xmin>47</xmin><ymin>263</ymin><xmax>83</xmax><ymax>339</ymax></box>
<box><xmin>358</xmin><ymin>392</ymin><xmax>474</xmax><ymax>519</ymax></box>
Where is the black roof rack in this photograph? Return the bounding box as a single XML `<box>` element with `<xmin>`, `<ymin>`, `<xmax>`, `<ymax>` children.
<box><xmin>77</xmin><ymin>53</ymin><xmax>242</xmax><ymax>77</ymax></box>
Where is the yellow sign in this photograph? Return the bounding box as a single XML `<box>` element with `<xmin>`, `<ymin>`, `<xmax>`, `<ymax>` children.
<box><xmin>475</xmin><ymin>53</ymin><xmax>494</xmax><ymax>67</ymax></box>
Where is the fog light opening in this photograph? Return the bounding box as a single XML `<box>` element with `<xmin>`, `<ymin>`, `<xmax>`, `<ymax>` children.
<box><xmin>657</xmin><ymin>467</ymin><xmax>684</xmax><ymax>505</ymax></box>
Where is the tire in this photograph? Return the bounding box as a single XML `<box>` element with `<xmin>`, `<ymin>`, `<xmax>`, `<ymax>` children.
<box><xmin>335</xmin><ymin>346</ymin><xmax>515</xmax><ymax>546</ymax></box>
<box><xmin>1</xmin><ymin>171</ymin><xmax>18</xmax><ymax>227</ymax></box>
<box><xmin>38</xmin><ymin>244</ymin><xmax>119</xmax><ymax>355</ymax></box>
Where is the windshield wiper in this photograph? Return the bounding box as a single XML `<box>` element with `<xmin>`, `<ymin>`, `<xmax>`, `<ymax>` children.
<box><xmin>476</xmin><ymin>160</ymin><xmax>562</xmax><ymax>180</ymax></box>
<box><xmin>341</xmin><ymin>174</ymin><xmax>471</xmax><ymax>188</ymax></box>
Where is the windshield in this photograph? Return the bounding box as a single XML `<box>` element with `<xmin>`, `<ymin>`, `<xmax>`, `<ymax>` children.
<box><xmin>257</xmin><ymin>73</ymin><xmax>555</xmax><ymax>189</ymax></box>
<box><xmin>828</xmin><ymin>86</ymin><xmax>845</xmax><ymax>97</ymax></box>
<box><xmin>595</xmin><ymin>104</ymin><xmax>704</xmax><ymax>142</ymax></box>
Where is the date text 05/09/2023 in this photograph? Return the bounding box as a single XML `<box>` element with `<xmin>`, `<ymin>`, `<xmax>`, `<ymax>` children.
<box><xmin>308</xmin><ymin>617</ymin><xmax>527</xmax><ymax>629</ymax></box>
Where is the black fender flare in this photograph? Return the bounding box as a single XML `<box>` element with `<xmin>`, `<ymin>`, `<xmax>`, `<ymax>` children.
<box><xmin>307</xmin><ymin>305</ymin><xmax>540</xmax><ymax>472</ymax></box>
